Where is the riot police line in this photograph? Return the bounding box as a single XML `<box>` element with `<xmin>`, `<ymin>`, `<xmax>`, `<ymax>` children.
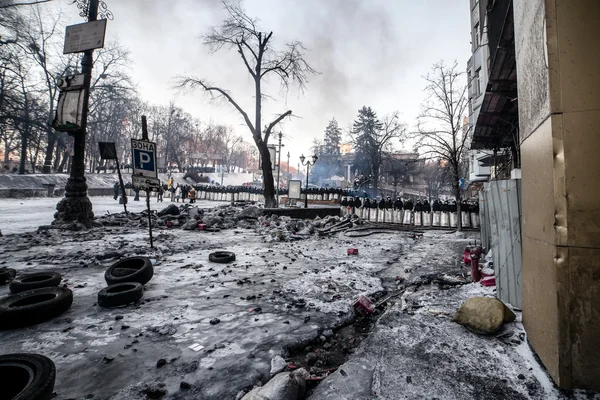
<box><xmin>339</xmin><ymin>196</ymin><xmax>480</xmax><ymax>229</ymax></box>
<box><xmin>188</xmin><ymin>185</ymin><xmax>352</xmax><ymax>203</ymax></box>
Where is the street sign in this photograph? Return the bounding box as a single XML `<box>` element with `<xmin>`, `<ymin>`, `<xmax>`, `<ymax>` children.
<box><xmin>63</xmin><ymin>19</ymin><xmax>107</xmax><ymax>54</ymax></box>
<box><xmin>132</xmin><ymin>175</ymin><xmax>161</xmax><ymax>192</ymax></box>
<box><xmin>98</xmin><ymin>142</ymin><xmax>117</xmax><ymax>160</ymax></box>
<box><xmin>131</xmin><ymin>139</ymin><xmax>157</xmax><ymax>178</ymax></box>
<box><xmin>288</xmin><ymin>180</ymin><xmax>302</xmax><ymax>200</ymax></box>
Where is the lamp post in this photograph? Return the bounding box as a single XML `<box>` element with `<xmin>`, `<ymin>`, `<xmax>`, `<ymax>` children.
<box><xmin>55</xmin><ymin>0</ymin><xmax>108</xmax><ymax>227</ymax></box>
<box><xmin>300</xmin><ymin>154</ymin><xmax>318</xmax><ymax>209</ymax></box>
<box><xmin>286</xmin><ymin>151</ymin><xmax>290</xmax><ymax>181</ymax></box>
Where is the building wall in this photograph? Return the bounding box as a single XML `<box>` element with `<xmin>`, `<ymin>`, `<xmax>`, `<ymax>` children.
<box><xmin>516</xmin><ymin>0</ymin><xmax>600</xmax><ymax>390</ymax></box>
<box><xmin>467</xmin><ymin>0</ymin><xmax>491</xmax><ymax>182</ymax></box>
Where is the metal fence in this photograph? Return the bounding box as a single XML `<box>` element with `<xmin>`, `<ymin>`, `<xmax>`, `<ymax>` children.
<box><xmin>482</xmin><ymin>179</ymin><xmax>523</xmax><ymax>309</ymax></box>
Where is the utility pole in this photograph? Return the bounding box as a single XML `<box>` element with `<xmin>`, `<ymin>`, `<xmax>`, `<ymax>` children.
<box><xmin>54</xmin><ymin>0</ymin><xmax>100</xmax><ymax>226</ymax></box>
<box><xmin>286</xmin><ymin>151</ymin><xmax>290</xmax><ymax>181</ymax></box>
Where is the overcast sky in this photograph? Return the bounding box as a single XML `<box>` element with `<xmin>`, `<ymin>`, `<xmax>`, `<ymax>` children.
<box><xmin>60</xmin><ymin>0</ymin><xmax>471</xmax><ymax>165</ymax></box>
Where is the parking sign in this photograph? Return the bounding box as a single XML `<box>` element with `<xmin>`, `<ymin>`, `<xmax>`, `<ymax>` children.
<box><xmin>131</xmin><ymin>139</ymin><xmax>157</xmax><ymax>178</ymax></box>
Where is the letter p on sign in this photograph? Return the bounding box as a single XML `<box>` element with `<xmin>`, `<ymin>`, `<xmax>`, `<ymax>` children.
<box><xmin>140</xmin><ymin>152</ymin><xmax>151</xmax><ymax>168</ymax></box>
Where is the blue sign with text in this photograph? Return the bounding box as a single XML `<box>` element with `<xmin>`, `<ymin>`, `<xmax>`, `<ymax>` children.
<box><xmin>131</xmin><ymin>139</ymin><xmax>157</xmax><ymax>178</ymax></box>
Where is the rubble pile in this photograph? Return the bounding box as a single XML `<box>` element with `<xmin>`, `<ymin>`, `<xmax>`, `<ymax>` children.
<box><xmin>94</xmin><ymin>203</ymin><xmax>372</xmax><ymax>243</ymax></box>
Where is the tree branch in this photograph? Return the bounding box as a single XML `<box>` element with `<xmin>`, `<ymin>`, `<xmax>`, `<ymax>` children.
<box><xmin>176</xmin><ymin>76</ymin><xmax>255</xmax><ymax>136</ymax></box>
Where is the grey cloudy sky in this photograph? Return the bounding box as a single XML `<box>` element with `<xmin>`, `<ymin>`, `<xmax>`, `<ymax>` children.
<box><xmin>62</xmin><ymin>0</ymin><xmax>471</xmax><ymax>164</ymax></box>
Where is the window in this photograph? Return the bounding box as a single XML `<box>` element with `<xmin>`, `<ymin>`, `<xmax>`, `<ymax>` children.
<box><xmin>473</xmin><ymin>23</ymin><xmax>480</xmax><ymax>50</ymax></box>
<box><xmin>474</xmin><ymin>68</ymin><xmax>481</xmax><ymax>96</ymax></box>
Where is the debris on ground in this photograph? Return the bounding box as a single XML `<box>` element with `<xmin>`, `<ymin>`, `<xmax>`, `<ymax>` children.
<box><xmin>271</xmin><ymin>355</ymin><xmax>288</xmax><ymax>376</ymax></box>
<box><xmin>241</xmin><ymin>368</ymin><xmax>310</xmax><ymax>400</ymax></box>
<box><xmin>451</xmin><ymin>296</ymin><xmax>516</xmax><ymax>334</ymax></box>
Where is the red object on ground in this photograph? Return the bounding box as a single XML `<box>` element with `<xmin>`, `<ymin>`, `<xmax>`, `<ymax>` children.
<box><xmin>353</xmin><ymin>295</ymin><xmax>374</xmax><ymax>315</ymax></box>
<box><xmin>463</xmin><ymin>247</ymin><xmax>472</xmax><ymax>264</ymax></box>
<box><xmin>481</xmin><ymin>269</ymin><xmax>495</xmax><ymax>280</ymax></box>
<box><xmin>469</xmin><ymin>245</ymin><xmax>483</xmax><ymax>282</ymax></box>
<box><xmin>347</xmin><ymin>248</ymin><xmax>359</xmax><ymax>255</ymax></box>
<box><xmin>166</xmin><ymin>221</ymin><xmax>173</xmax><ymax>228</ymax></box>
<box><xmin>481</xmin><ymin>276</ymin><xmax>496</xmax><ymax>287</ymax></box>
<box><xmin>197</xmin><ymin>224</ymin><xmax>206</xmax><ymax>230</ymax></box>
<box><xmin>287</xmin><ymin>364</ymin><xmax>297</xmax><ymax>369</ymax></box>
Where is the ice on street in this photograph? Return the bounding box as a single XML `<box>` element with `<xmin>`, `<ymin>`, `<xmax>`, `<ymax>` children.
<box><xmin>1</xmin><ymin>198</ymin><xmax>597</xmax><ymax>399</ymax></box>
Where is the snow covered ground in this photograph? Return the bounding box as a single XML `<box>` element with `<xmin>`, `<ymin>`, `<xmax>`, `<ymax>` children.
<box><xmin>0</xmin><ymin>197</ymin><xmax>228</xmax><ymax>235</ymax></box>
<box><xmin>0</xmin><ymin>202</ymin><xmax>598</xmax><ymax>399</ymax></box>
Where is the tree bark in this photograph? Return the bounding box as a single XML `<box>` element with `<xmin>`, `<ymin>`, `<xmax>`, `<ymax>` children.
<box><xmin>42</xmin><ymin>129</ymin><xmax>55</xmax><ymax>173</ymax></box>
<box><xmin>258</xmin><ymin>142</ymin><xmax>276</xmax><ymax>208</ymax></box>
<box><xmin>19</xmin><ymin>134</ymin><xmax>27</xmax><ymax>174</ymax></box>
<box><xmin>453</xmin><ymin>161</ymin><xmax>462</xmax><ymax>232</ymax></box>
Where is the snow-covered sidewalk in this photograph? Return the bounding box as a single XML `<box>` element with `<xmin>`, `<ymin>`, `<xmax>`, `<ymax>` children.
<box><xmin>0</xmin><ymin>196</ymin><xmax>228</xmax><ymax>235</ymax></box>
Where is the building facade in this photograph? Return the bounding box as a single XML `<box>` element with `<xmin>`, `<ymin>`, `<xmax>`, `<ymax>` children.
<box><xmin>467</xmin><ymin>0</ymin><xmax>493</xmax><ymax>183</ymax></box>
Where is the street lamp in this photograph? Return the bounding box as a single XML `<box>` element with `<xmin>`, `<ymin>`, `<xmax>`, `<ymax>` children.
<box><xmin>300</xmin><ymin>154</ymin><xmax>318</xmax><ymax>208</ymax></box>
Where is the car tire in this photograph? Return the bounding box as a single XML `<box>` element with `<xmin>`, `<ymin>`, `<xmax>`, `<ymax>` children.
<box><xmin>0</xmin><ymin>353</ymin><xmax>56</xmax><ymax>400</ymax></box>
<box><xmin>0</xmin><ymin>268</ymin><xmax>16</xmax><ymax>285</ymax></box>
<box><xmin>0</xmin><ymin>287</ymin><xmax>73</xmax><ymax>330</ymax></box>
<box><xmin>98</xmin><ymin>283</ymin><xmax>144</xmax><ymax>308</ymax></box>
<box><xmin>209</xmin><ymin>251</ymin><xmax>236</xmax><ymax>264</ymax></box>
<box><xmin>105</xmin><ymin>257</ymin><xmax>153</xmax><ymax>286</ymax></box>
<box><xmin>9</xmin><ymin>272</ymin><xmax>62</xmax><ymax>294</ymax></box>
<box><xmin>111</xmin><ymin>268</ymin><xmax>137</xmax><ymax>278</ymax></box>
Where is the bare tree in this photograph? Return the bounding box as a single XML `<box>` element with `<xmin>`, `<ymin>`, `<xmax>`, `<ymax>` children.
<box><xmin>382</xmin><ymin>155</ymin><xmax>419</xmax><ymax>197</ymax></box>
<box><xmin>415</xmin><ymin>61</ymin><xmax>470</xmax><ymax>230</ymax></box>
<box><xmin>351</xmin><ymin>108</ymin><xmax>406</xmax><ymax>195</ymax></box>
<box><xmin>176</xmin><ymin>0</ymin><xmax>315</xmax><ymax>207</ymax></box>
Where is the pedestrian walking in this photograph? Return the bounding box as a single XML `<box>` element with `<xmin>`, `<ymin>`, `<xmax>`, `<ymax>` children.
<box><xmin>175</xmin><ymin>186</ymin><xmax>182</xmax><ymax>202</ymax></box>
<box><xmin>157</xmin><ymin>185</ymin><xmax>164</xmax><ymax>202</ymax></box>
<box><xmin>113</xmin><ymin>182</ymin><xmax>119</xmax><ymax>200</ymax></box>
<box><xmin>189</xmin><ymin>186</ymin><xmax>196</xmax><ymax>204</ymax></box>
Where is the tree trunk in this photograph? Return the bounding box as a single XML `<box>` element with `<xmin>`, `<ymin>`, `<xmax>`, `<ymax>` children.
<box><xmin>42</xmin><ymin>129</ymin><xmax>55</xmax><ymax>173</ymax></box>
<box><xmin>258</xmin><ymin>142</ymin><xmax>276</xmax><ymax>208</ymax></box>
<box><xmin>57</xmin><ymin>152</ymin><xmax>68</xmax><ymax>173</ymax></box>
<box><xmin>453</xmin><ymin>163</ymin><xmax>462</xmax><ymax>232</ymax></box>
<box><xmin>53</xmin><ymin>143</ymin><xmax>62</xmax><ymax>171</ymax></box>
<box><xmin>19</xmin><ymin>134</ymin><xmax>27</xmax><ymax>174</ymax></box>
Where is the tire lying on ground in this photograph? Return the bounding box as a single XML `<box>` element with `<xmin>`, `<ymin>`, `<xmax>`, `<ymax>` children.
<box><xmin>0</xmin><ymin>353</ymin><xmax>56</xmax><ymax>400</ymax></box>
<box><xmin>0</xmin><ymin>268</ymin><xmax>16</xmax><ymax>285</ymax></box>
<box><xmin>0</xmin><ymin>287</ymin><xmax>73</xmax><ymax>330</ymax></box>
<box><xmin>209</xmin><ymin>251</ymin><xmax>236</xmax><ymax>264</ymax></box>
<box><xmin>98</xmin><ymin>283</ymin><xmax>144</xmax><ymax>308</ymax></box>
<box><xmin>105</xmin><ymin>257</ymin><xmax>153</xmax><ymax>286</ymax></box>
<box><xmin>9</xmin><ymin>272</ymin><xmax>62</xmax><ymax>294</ymax></box>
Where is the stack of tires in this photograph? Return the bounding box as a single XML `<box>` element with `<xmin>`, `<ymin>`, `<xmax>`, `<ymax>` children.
<box><xmin>98</xmin><ymin>257</ymin><xmax>153</xmax><ymax>308</ymax></box>
<box><xmin>0</xmin><ymin>269</ymin><xmax>65</xmax><ymax>397</ymax></box>
<box><xmin>0</xmin><ymin>269</ymin><xmax>72</xmax><ymax>330</ymax></box>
